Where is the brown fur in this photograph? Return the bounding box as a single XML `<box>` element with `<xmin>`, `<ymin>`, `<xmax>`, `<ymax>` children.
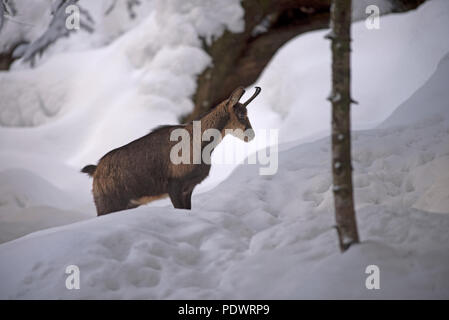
<box><xmin>130</xmin><ymin>194</ymin><xmax>168</xmax><ymax>206</ymax></box>
<box><xmin>81</xmin><ymin>86</ymin><xmax>260</xmax><ymax>216</ymax></box>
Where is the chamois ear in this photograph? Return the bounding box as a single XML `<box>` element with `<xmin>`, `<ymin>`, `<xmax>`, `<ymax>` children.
<box><xmin>227</xmin><ymin>86</ymin><xmax>245</xmax><ymax>112</ymax></box>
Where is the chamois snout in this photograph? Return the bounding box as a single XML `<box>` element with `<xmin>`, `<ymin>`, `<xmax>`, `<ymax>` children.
<box><xmin>228</xmin><ymin>87</ymin><xmax>261</xmax><ymax>142</ymax></box>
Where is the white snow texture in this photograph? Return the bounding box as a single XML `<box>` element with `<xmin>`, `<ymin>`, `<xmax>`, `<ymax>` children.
<box><xmin>0</xmin><ymin>0</ymin><xmax>448</xmax><ymax>299</ymax></box>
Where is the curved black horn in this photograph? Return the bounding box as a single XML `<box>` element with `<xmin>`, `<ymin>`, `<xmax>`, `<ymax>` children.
<box><xmin>242</xmin><ymin>87</ymin><xmax>261</xmax><ymax>107</ymax></box>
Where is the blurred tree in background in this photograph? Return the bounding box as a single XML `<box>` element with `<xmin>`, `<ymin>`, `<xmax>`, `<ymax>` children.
<box><xmin>185</xmin><ymin>0</ymin><xmax>426</xmax><ymax>121</ymax></box>
<box><xmin>0</xmin><ymin>0</ymin><xmax>426</xmax><ymax>108</ymax></box>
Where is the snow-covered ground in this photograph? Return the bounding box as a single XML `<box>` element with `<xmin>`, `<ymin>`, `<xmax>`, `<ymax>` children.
<box><xmin>1</xmin><ymin>53</ymin><xmax>448</xmax><ymax>298</ymax></box>
<box><xmin>0</xmin><ymin>0</ymin><xmax>448</xmax><ymax>299</ymax></box>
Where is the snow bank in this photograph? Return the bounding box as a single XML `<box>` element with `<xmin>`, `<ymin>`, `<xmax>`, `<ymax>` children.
<box><xmin>0</xmin><ymin>0</ymin><xmax>448</xmax><ymax>299</ymax></box>
<box><xmin>380</xmin><ymin>52</ymin><xmax>449</xmax><ymax>128</ymax></box>
<box><xmin>1</xmin><ymin>119</ymin><xmax>448</xmax><ymax>298</ymax></box>
<box><xmin>251</xmin><ymin>0</ymin><xmax>449</xmax><ymax>143</ymax></box>
<box><xmin>0</xmin><ymin>0</ymin><xmax>51</xmax><ymax>54</ymax></box>
<box><xmin>379</xmin><ymin>51</ymin><xmax>449</xmax><ymax>214</ymax></box>
<box><xmin>1</xmin><ymin>52</ymin><xmax>448</xmax><ymax>298</ymax></box>
<box><xmin>0</xmin><ymin>0</ymin><xmax>244</xmax><ymax>243</ymax></box>
<box><xmin>1</xmin><ymin>0</ymin><xmax>156</xmax><ymax>67</ymax></box>
<box><xmin>0</xmin><ymin>168</ymin><xmax>91</xmax><ymax>243</ymax></box>
<box><xmin>210</xmin><ymin>0</ymin><xmax>449</xmax><ymax>184</ymax></box>
<box><xmin>0</xmin><ymin>0</ymin><xmax>243</xmax><ymax>194</ymax></box>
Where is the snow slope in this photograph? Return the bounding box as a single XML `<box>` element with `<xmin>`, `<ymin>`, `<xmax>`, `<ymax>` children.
<box><xmin>0</xmin><ymin>0</ymin><xmax>449</xmax><ymax>299</ymax></box>
<box><xmin>0</xmin><ymin>50</ymin><xmax>448</xmax><ymax>299</ymax></box>
<box><xmin>0</xmin><ymin>168</ymin><xmax>90</xmax><ymax>243</ymax></box>
<box><xmin>0</xmin><ymin>0</ymin><xmax>245</xmax><ymax>228</ymax></box>
<box><xmin>380</xmin><ymin>52</ymin><xmax>449</xmax><ymax>215</ymax></box>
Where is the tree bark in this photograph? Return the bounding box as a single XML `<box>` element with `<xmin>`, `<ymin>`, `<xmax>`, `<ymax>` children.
<box><xmin>328</xmin><ymin>0</ymin><xmax>359</xmax><ymax>252</ymax></box>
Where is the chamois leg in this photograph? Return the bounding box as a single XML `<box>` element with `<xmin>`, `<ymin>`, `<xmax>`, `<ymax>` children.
<box><xmin>182</xmin><ymin>189</ymin><xmax>193</xmax><ymax>210</ymax></box>
<box><xmin>168</xmin><ymin>179</ymin><xmax>184</xmax><ymax>209</ymax></box>
<box><xmin>180</xmin><ymin>171</ymin><xmax>205</xmax><ymax>210</ymax></box>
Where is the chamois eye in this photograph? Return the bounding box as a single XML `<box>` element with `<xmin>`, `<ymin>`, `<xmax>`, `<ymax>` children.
<box><xmin>238</xmin><ymin>113</ymin><xmax>246</xmax><ymax>120</ymax></box>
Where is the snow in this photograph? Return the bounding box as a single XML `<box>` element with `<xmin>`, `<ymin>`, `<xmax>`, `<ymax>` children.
<box><xmin>2</xmin><ymin>95</ymin><xmax>449</xmax><ymax>298</ymax></box>
<box><xmin>0</xmin><ymin>1</ymin><xmax>51</xmax><ymax>53</ymax></box>
<box><xmin>210</xmin><ymin>0</ymin><xmax>449</xmax><ymax>187</ymax></box>
<box><xmin>380</xmin><ymin>52</ymin><xmax>449</xmax><ymax>128</ymax></box>
<box><xmin>0</xmin><ymin>0</ymin><xmax>243</xmax><ymax>189</ymax></box>
<box><xmin>1</xmin><ymin>0</ymin><xmax>156</xmax><ymax>66</ymax></box>
<box><xmin>0</xmin><ymin>0</ymin><xmax>449</xmax><ymax>299</ymax></box>
<box><xmin>0</xmin><ymin>168</ymin><xmax>90</xmax><ymax>244</ymax></box>
<box><xmin>251</xmin><ymin>0</ymin><xmax>449</xmax><ymax>144</ymax></box>
<box><xmin>1</xmin><ymin>47</ymin><xmax>449</xmax><ymax>298</ymax></box>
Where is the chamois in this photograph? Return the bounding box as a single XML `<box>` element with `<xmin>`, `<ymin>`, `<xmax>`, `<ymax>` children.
<box><xmin>81</xmin><ymin>86</ymin><xmax>261</xmax><ymax>216</ymax></box>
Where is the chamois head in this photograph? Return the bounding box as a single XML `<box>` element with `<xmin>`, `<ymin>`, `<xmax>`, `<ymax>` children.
<box><xmin>226</xmin><ymin>86</ymin><xmax>261</xmax><ymax>142</ymax></box>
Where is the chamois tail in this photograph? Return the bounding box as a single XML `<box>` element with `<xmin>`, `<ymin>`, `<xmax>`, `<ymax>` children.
<box><xmin>81</xmin><ymin>164</ymin><xmax>97</xmax><ymax>177</ymax></box>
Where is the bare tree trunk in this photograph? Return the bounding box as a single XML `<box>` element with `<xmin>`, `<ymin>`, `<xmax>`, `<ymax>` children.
<box><xmin>328</xmin><ymin>0</ymin><xmax>359</xmax><ymax>252</ymax></box>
